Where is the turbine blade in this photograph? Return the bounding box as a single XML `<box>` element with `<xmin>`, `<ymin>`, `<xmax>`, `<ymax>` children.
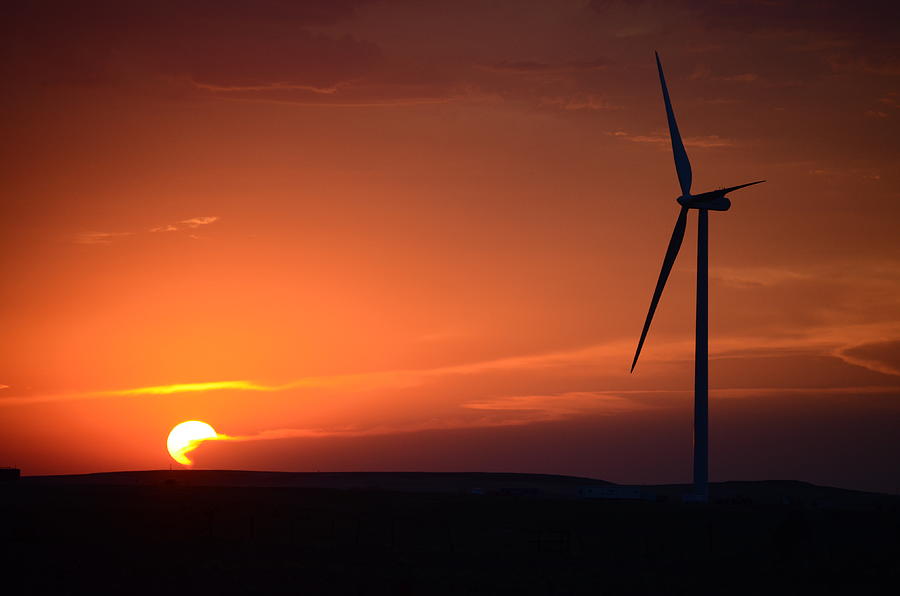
<box><xmin>631</xmin><ymin>205</ymin><xmax>689</xmax><ymax>373</ymax></box>
<box><xmin>656</xmin><ymin>52</ymin><xmax>692</xmax><ymax>197</ymax></box>
<box><xmin>720</xmin><ymin>180</ymin><xmax>766</xmax><ymax>195</ymax></box>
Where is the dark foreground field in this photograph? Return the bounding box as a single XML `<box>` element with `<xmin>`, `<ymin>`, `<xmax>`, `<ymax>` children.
<box><xmin>2</xmin><ymin>471</ymin><xmax>898</xmax><ymax>595</ymax></box>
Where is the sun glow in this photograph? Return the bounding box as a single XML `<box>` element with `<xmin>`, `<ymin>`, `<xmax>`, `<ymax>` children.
<box><xmin>166</xmin><ymin>420</ymin><xmax>222</xmax><ymax>466</ymax></box>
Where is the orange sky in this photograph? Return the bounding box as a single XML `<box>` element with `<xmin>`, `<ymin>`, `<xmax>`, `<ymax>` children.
<box><xmin>1</xmin><ymin>0</ymin><xmax>899</xmax><ymax>493</ymax></box>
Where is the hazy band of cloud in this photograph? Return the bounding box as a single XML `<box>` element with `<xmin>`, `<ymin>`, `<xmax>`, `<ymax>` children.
<box><xmin>169</xmin><ymin>380</ymin><xmax>900</xmax><ymax>466</ymax></box>
<box><xmin>193</xmin><ymin>391</ymin><xmax>643</xmax><ymax>450</ymax></box>
<box><xmin>4</xmin><ymin>311</ymin><xmax>899</xmax><ymax>408</ymax></box>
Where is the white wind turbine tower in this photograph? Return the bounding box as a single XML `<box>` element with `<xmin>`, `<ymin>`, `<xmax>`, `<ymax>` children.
<box><xmin>630</xmin><ymin>53</ymin><xmax>764</xmax><ymax>502</ymax></box>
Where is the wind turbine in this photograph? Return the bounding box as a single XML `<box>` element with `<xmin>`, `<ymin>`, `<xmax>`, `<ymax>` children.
<box><xmin>630</xmin><ymin>53</ymin><xmax>764</xmax><ymax>502</ymax></box>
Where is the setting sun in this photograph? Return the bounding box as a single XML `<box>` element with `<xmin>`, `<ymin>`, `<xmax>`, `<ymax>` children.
<box><xmin>166</xmin><ymin>421</ymin><xmax>220</xmax><ymax>466</ymax></box>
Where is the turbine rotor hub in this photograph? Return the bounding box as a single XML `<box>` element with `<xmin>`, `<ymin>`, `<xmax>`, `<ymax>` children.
<box><xmin>677</xmin><ymin>195</ymin><xmax>731</xmax><ymax>211</ymax></box>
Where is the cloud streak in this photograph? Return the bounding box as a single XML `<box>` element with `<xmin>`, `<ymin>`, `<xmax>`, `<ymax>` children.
<box><xmin>111</xmin><ymin>380</ymin><xmax>275</xmax><ymax>396</ymax></box>
<box><xmin>73</xmin><ymin>216</ymin><xmax>219</xmax><ymax>245</ymax></box>
<box><xmin>149</xmin><ymin>216</ymin><xmax>219</xmax><ymax>233</ymax></box>
<box><xmin>72</xmin><ymin>231</ymin><xmax>134</xmax><ymax>245</ymax></box>
<box><xmin>479</xmin><ymin>58</ymin><xmax>608</xmax><ymax>74</ymax></box>
<box><xmin>609</xmin><ymin>130</ymin><xmax>736</xmax><ymax>148</ymax></box>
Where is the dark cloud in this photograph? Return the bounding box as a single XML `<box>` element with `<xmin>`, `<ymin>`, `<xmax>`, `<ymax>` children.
<box><xmin>0</xmin><ymin>2</ymin><xmax>615</xmax><ymax>110</ymax></box>
<box><xmin>3</xmin><ymin>0</ymin><xmax>897</xmax><ymax>115</ymax></box>
<box><xmin>589</xmin><ymin>0</ymin><xmax>899</xmax><ymax>38</ymax></box>
<box><xmin>481</xmin><ymin>58</ymin><xmax>609</xmax><ymax>74</ymax></box>
<box><xmin>1</xmin><ymin>0</ymin><xmax>375</xmax><ymax>31</ymax></box>
<box><xmin>589</xmin><ymin>0</ymin><xmax>900</xmax><ymax>82</ymax></box>
<box><xmin>0</xmin><ymin>0</ymin><xmax>381</xmax><ymax>89</ymax></box>
<box><xmin>841</xmin><ymin>340</ymin><xmax>900</xmax><ymax>376</ymax></box>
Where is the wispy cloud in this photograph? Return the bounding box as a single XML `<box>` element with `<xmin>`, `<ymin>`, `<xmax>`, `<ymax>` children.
<box><xmin>807</xmin><ymin>166</ymin><xmax>882</xmax><ymax>180</ymax></box>
<box><xmin>712</xmin><ymin>266</ymin><xmax>812</xmax><ymax>288</ymax></box>
<box><xmin>463</xmin><ymin>391</ymin><xmax>648</xmax><ymax>423</ymax></box>
<box><xmin>720</xmin><ymin>73</ymin><xmax>760</xmax><ymax>82</ymax></box>
<box><xmin>73</xmin><ymin>216</ymin><xmax>219</xmax><ymax>245</ymax></box>
<box><xmin>186</xmin><ymin>391</ymin><xmax>648</xmax><ymax>453</ymax></box>
<box><xmin>539</xmin><ymin>95</ymin><xmax>617</xmax><ymax>111</ymax></box>
<box><xmin>192</xmin><ymin>81</ymin><xmax>339</xmax><ymax>94</ymax></box>
<box><xmin>72</xmin><ymin>231</ymin><xmax>134</xmax><ymax>245</ymax></box>
<box><xmin>878</xmin><ymin>93</ymin><xmax>900</xmax><ymax>109</ymax></box>
<box><xmin>689</xmin><ymin>65</ymin><xmax>761</xmax><ymax>83</ymax></box>
<box><xmin>833</xmin><ymin>340</ymin><xmax>900</xmax><ymax>377</ymax></box>
<box><xmin>609</xmin><ymin>130</ymin><xmax>736</xmax><ymax>148</ymax></box>
<box><xmin>150</xmin><ymin>216</ymin><xmax>219</xmax><ymax>233</ymax></box>
<box><xmin>479</xmin><ymin>58</ymin><xmax>608</xmax><ymax>74</ymax></box>
<box><xmin>829</xmin><ymin>55</ymin><xmax>900</xmax><ymax>76</ymax></box>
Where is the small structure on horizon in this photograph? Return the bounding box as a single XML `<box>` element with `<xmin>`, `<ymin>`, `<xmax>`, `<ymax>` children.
<box><xmin>0</xmin><ymin>467</ymin><xmax>21</xmax><ymax>482</ymax></box>
<box><xmin>578</xmin><ymin>486</ymin><xmax>643</xmax><ymax>501</ymax></box>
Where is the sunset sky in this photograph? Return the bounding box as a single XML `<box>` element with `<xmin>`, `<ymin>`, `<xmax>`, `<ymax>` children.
<box><xmin>2</xmin><ymin>0</ymin><xmax>898</xmax><ymax>493</ymax></box>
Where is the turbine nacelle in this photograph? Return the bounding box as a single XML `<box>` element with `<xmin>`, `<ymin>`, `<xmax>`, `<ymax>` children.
<box><xmin>677</xmin><ymin>194</ymin><xmax>731</xmax><ymax>211</ymax></box>
<box><xmin>675</xmin><ymin>180</ymin><xmax>766</xmax><ymax>211</ymax></box>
